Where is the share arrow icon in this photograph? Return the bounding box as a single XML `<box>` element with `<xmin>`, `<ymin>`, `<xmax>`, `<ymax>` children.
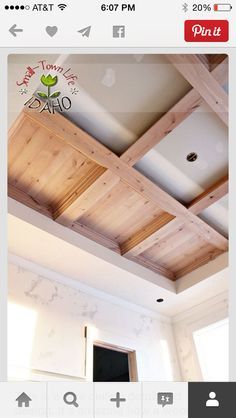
<box><xmin>78</xmin><ymin>26</ymin><xmax>91</xmax><ymax>38</ymax></box>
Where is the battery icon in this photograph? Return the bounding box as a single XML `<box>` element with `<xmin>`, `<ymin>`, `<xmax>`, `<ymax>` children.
<box><xmin>214</xmin><ymin>3</ymin><xmax>232</xmax><ymax>11</ymax></box>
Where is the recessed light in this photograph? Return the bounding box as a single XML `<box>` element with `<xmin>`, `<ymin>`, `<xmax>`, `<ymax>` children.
<box><xmin>186</xmin><ymin>152</ymin><xmax>198</xmax><ymax>162</ymax></box>
<box><xmin>156</xmin><ymin>298</ymin><xmax>164</xmax><ymax>303</ymax></box>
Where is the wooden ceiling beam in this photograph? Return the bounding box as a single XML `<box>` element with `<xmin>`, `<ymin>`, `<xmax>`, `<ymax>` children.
<box><xmin>207</xmin><ymin>54</ymin><xmax>228</xmax><ymax>71</ymax></box>
<box><xmin>197</xmin><ymin>54</ymin><xmax>211</xmax><ymax>70</ymax></box>
<box><xmin>166</xmin><ymin>54</ymin><xmax>228</xmax><ymax>126</ymax></box>
<box><xmin>23</xmin><ymin>109</ymin><xmax>228</xmax><ymax>252</ymax></box>
<box><xmin>188</xmin><ymin>174</ymin><xmax>228</xmax><ymax>215</ymax></box>
<box><xmin>120</xmin><ymin>213</ymin><xmax>177</xmax><ymax>257</ymax></box>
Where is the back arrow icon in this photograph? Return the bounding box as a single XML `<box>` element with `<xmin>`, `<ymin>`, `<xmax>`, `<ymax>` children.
<box><xmin>9</xmin><ymin>24</ymin><xmax>23</xmax><ymax>37</ymax></box>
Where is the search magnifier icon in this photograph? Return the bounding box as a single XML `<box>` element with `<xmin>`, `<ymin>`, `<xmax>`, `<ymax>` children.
<box><xmin>63</xmin><ymin>392</ymin><xmax>79</xmax><ymax>408</ymax></box>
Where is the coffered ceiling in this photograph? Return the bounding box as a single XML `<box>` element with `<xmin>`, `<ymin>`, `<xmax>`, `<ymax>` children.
<box><xmin>8</xmin><ymin>54</ymin><xmax>228</xmax><ymax>282</ymax></box>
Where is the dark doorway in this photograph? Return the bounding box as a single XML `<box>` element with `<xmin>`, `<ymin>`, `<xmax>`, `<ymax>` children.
<box><xmin>93</xmin><ymin>345</ymin><xmax>130</xmax><ymax>382</ymax></box>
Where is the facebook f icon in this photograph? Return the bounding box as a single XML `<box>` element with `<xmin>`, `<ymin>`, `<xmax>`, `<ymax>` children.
<box><xmin>113</xmin><ymin>25</ymin><xmax>125</xmax><ymax>38</ymax></box>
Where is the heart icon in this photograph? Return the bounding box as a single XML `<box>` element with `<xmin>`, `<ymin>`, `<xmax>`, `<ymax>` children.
<box><xmin>46</xmin><ymin>26</ymin><xmax>58</xmax><ymax>37</ymax></box>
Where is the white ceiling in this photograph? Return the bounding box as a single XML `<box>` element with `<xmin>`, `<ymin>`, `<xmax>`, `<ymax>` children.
<box><xmin>62</xmin><ymin>54</ymin><xmax>191</xmax><ymax>150</ymax></box>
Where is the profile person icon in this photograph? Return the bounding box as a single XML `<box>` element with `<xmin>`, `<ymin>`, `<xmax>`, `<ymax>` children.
<box><xmin>206</xmin><ymin>392</ymin><xmax>220</xmax><ymax>407</ymax></box>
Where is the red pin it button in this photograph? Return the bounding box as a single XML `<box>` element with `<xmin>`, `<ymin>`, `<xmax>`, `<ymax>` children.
<box><xmin>185</xmin><ymin>20</ymin><xmax>229</xmax><ymax>42</ymax></box>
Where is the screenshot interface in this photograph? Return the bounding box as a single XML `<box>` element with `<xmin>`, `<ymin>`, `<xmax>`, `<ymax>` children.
<box><xmin>0</xmin><ymin>0</ymin><xmax>235</xmax><ymax>417</ymax></box>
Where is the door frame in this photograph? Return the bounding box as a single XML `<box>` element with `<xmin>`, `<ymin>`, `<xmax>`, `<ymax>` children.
<box><xmin>85</xmin><ymin>326</ymin><xmax>138</xmax><ymax>382</ymax></box>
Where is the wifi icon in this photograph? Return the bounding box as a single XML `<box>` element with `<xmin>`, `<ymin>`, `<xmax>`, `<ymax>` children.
<box><xmin>58</xmin><ymin>3</ymin><xmax>67</xmax><ymax>11</ymax></box>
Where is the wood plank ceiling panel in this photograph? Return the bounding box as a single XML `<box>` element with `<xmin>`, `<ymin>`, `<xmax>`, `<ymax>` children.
<box><xmin>79</xmin><ymin>180</ymin><xmax>166</xmax><ymax>244</ymax></box>
<box><xmin>142</xmin><ymin>228</ymin><xmax>224</xmax><ymax>278</ymax></box>
<box><xmin>121</xmin><ymin>174</ymin><xmax>228</xmax><ymax>257</ymax></box>
<box><xmin>8</xmin><ymin>117</ymin><xmax>103</xmax><ymax>210</ymax></box>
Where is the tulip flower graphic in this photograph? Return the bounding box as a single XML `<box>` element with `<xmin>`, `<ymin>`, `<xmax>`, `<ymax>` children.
<box><xmin>37</xmin><ymin>74</ymin><xmax>61</xmax><ymax>99</ymax></box>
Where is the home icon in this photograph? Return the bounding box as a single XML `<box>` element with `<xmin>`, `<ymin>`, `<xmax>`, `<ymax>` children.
<box><xmin>15</xmin><ymin>392</ymin><xmax>32</xmax><ymax>407</ymax></box>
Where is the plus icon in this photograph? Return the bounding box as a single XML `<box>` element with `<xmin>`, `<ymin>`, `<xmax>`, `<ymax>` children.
<box><xmin>110</xmin><ymin>392</ymin><xmax>126</xmax><ymax>408</ymax></box>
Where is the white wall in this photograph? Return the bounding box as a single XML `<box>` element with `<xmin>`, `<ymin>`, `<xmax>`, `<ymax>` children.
<box><xmin>8</xmin><ymin>260</ymin><xmax>181</xmax><ymax>382</ymax></box>
<box><xmin>172</xmin><ymin>292</ymin><xmax>228</xmax><ymax>381</ymax></box>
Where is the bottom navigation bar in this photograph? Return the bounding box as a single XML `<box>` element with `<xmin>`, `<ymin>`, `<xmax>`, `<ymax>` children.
<box><xmin>0</xmin><ymin>382</ymin><xmax>235</xmax><ymax>417</ymax></box>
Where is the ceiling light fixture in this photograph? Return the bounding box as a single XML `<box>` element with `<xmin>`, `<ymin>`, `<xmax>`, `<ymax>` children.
<box><xmin>186</xmin><ymin>152</ymin><xmax>198</xmax><ymax>162</ymax></box>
